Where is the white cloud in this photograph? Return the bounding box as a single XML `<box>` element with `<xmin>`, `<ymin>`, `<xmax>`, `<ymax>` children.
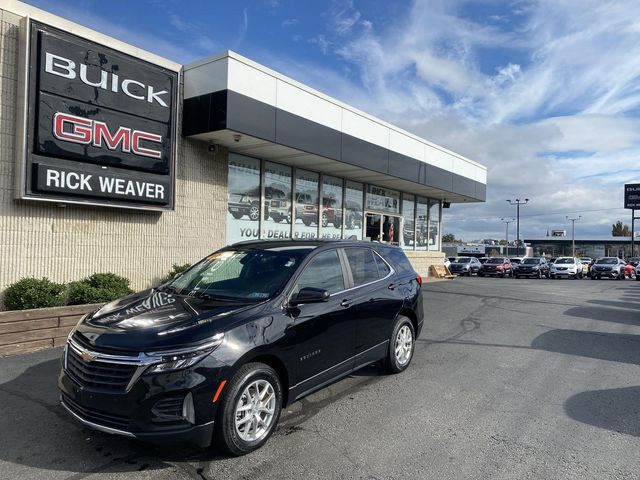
<box><xmin>301</xmin><ymin>0</ymin><xmax>640</xmax><ymax>240</ymax></box>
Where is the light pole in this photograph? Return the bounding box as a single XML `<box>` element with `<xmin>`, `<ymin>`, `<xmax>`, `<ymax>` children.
<box><xmin>566</xmin><ymin>215</ymin><xmax>581</xmax><ymax>257</ymax></box>
<box><xmin>501</xmin><ymin>217</ymin><xmax>515</xmax><ymax>256</ymax></box>
<box><xmin>507</xmin><ymin>198</ymin><xmax>529</xmax><ymax>256</ymax></box>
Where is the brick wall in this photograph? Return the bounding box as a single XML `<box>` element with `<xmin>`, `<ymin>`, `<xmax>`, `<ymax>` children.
<box><xmin>0</xmin><ymin>8</ymin><xmax>229</xmax><ymax>308</ymax></box>
<box><xmin>404</xmin><ymin>250</ymin><xmax>446</xmax><ymax>278</ymax></box>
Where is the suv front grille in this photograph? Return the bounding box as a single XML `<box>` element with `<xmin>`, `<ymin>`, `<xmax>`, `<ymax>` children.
<box><xmin>64</xmin><ymin>336</ymin><xmax>149</xmax><ymax>392</ymax></box>
<box><xmin>66</xmin><ymin>347</ymin><xmax>137</xmax><ymax>391</ymax></box>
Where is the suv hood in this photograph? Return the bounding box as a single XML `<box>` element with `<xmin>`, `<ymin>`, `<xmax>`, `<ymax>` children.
<box><xmin>74</xmin><ymin>288</ymin><xmax>264</xmax><ymax>352</ymax></box>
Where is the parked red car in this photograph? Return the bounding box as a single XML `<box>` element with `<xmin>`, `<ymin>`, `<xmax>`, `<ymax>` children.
<box><xmin>624</xmin><ymin>262</ymin><xmax>637</xmax><ymax>279</ymax></box>
<box><xmin>478</xmin><ymin>257</ymin><xmax>513</xmax><ymax>277</ymax></box>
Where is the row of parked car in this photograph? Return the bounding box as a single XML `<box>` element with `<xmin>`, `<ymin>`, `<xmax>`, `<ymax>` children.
<box><xmin>446</xmin><ymin>256</ymin><xmax>640</xmax><ymax>280</ymax></box>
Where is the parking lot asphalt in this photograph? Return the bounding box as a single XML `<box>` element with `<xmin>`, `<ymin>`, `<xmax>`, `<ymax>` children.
<box><xmin>1</xmin><ymin>276</ymin><xmax>639</xmax><ymax>480</ymax></box>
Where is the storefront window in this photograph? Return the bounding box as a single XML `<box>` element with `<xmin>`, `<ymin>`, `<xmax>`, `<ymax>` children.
<box><xmin>321</xmin><ymin>175</ymin><xmax>343</xmax><ymax>239</ymax></box>
<box><xmin>293</xmin><ymin>169</ymin><xmax>319</xmax><ymax>239</ymax></box>
<box><xmin>365</xmin><ymin>185</ymin><xmax>400</xmax><ymax>214</ymax></box>
<box><xmin>428</xmin><ymin>199</ymin><xmax>441</xmax><ymax>251</ymax></box>
<box><xmin>262</xmin><ymin>162</ymin><xmax>292</xmax><ymax>240</ymax></box>
<box><xmin>402</xmin><ymin>194</ymin><xmax>415</xmax><ymax>250</ymax></box>
<box><xmin>344</xmin><ymin>181</ymin><xmax>363</xmax><ymax>240</ymax></box>
<box><xmin>415</xmin><ymin>197</ymin><xmax>428</xmax><ymax>250</ymax></box>
<box><xmin>227</xmin><ymin>153</ymin><xmax>261</xmax><ymax>244</ymax></box>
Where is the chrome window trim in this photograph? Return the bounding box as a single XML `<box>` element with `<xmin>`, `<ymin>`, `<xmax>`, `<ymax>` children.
<box><xmin>332</xmin><ymin>248</ymin><xmax>395</xmax><ymax>296</ymax></box>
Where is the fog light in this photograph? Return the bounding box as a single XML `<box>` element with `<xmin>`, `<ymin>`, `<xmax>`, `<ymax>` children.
<box><xmin>182</xmin><ymin>392</ymin><xmax>195</xmax><ymax>424</ymax></box>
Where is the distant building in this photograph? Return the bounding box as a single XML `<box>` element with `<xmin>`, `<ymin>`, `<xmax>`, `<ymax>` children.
<box><xmin>524</xmin><ymin>236</ymin><xmax>635</xmax><ymax>258</ymax></box>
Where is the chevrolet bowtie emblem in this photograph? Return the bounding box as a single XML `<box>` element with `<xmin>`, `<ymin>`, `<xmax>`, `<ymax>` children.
<box><xmin>81</xmin><ymin>351</ymin><xmax>96</xmax><ymax>363</ymax></box>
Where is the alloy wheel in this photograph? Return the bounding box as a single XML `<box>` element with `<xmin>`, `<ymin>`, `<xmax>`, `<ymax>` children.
<box><xmin>234</xmin><ymin>379</ymin><xmax>276</xmax><ymax>442</ymax></box>
<box><xmin>394</xmin><ymin>325</ymin><xmax>413</xmax><ymax>366</ymax></box>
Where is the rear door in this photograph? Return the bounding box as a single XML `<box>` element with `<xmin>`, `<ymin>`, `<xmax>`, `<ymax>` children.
<box><xmin>287</xmin><ymin>249</ymin><xmax>355</xmax><ymax>395</ymax></box>
<box><xmin>341</xmin><ymin>247</ymin><xmax>403</xmax><ymax>367</ymax></box>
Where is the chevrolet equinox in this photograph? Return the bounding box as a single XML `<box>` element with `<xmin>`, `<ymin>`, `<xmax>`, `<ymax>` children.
<box><xmin>59</xmin><ymin>240</ymin><xmax>423</xmax><ymax>455</ymax></box>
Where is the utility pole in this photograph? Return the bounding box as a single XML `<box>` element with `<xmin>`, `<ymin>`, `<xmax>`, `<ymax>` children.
<box><xmin>501</xmin><ymin>217</ymin><xmax>515</xmax><ymax>257</ymax></box>
<box><xmin>566</xmin><ymin>215</ymin><xmax>581</xmax><ymax>257</ymax></box>
<box><xmin>507</xmin><ymin>198</ymin><xmax>529</xmax><ymax>256</ymax></box>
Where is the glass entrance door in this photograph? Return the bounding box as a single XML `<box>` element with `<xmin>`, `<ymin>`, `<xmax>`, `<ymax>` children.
<box><xmin>365</xmin><ymin>213</ymin><xmax>400</xmax><ymax>245</ymax></box>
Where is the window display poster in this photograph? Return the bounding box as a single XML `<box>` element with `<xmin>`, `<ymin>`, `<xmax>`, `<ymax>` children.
<box><xmin>227</xmin><ymin>153</ymin><xmax>261</xmax><ymax>244</ymax></box>
<box><xmin>344</xmin><ymin>181</ymin><xmax>363</xmax><ymax>240</ymax></box>
<box><xmin>365</xmin><ymin>185</ymin><xmax>400</xmax><ymax>214</ymax></box>
<box><xmin>294</xmin><ymin>169</ymin><xmax>319</xmax><ymax>239</ymax></box>
<box><xmin>428</xmin><ymin>199</ymin><xmax>440</xmax><ymax>251</ymax></box>
<box><xmin>263</xmin><ymin>162</ymin><xmax>292</xmax><ymax>240</ymax></box>
<box><xmin>402</xmin><ymin>195</ymin><xmax>415</xmax><ymax>249</ymax></box>
<box><xmin>415</xmin><ymin>197</ymin><xmax>428</xmax><ymax>250</ymax></box>
<box><xmin>321</xmin><ymin>175</ymin><xmax>343</xmax><ymax>239</ymax></box>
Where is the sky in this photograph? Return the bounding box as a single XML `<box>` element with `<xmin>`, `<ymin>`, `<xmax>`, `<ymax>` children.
<box><xmin>24</xmin><ymin>0</ymin><xmax>640</xmax><ymax>241</ymax></box>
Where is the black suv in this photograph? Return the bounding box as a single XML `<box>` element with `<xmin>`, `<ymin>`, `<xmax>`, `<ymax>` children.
<box><xmin>59</xmin><ymin>241</ymin><xmax>423</xmax><ymax>455</ymax></box>
<box><xmin>513</xmin><ymin>257</ymin><xmax>549</xmax><ymax>278</ymax></box>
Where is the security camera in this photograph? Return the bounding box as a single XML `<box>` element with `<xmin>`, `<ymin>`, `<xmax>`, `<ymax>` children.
<box><xmin>232</xmin><ymin>134</ymin><xmax>242</xmax><ymax>143</ymax></box>
<box><xmin>207</xmin><ymin>144</ymin><xmax>217</xmax><ymax>153</ymax></box>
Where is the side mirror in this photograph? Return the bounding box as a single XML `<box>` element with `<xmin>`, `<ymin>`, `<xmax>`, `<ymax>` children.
<box><xmin>289</xmin><ymin>287</ymin><xmax>330</xmax><ymax>306</ymax></box>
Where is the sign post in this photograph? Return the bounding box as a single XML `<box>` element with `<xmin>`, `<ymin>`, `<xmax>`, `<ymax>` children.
<box><xmin>624</xmin><ymin>184</ymin><xmax>640</xmax><ymax>257</ymax></box>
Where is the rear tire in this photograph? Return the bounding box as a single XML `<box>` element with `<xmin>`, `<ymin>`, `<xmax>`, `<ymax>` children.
<box><xmin>213</xmin><ymin>363</ymin><xmax>283</xmax><ymax>456</ymax></box>
<box><xmin>384</xmin><ymin>316</ymin><xmax>415</xmax><ymax>374</ymax></box>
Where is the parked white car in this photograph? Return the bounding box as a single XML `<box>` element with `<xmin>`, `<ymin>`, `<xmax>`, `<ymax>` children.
<box><xmin>550</xmin><ymin>257</ymin><xmax>583</xmax><ymax>279</ymax></box>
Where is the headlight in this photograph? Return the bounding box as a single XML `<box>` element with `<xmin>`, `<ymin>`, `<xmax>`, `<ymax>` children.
<box><xmin>144</xmin><ymin>333</ymin><xmax>224</xmax><ymax>374</ymax></box>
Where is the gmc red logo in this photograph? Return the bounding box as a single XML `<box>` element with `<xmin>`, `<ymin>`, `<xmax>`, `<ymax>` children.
<box><xmin>52</xmin><ymin>112</ymin><xmax>163</xmax><ymax>159</ymax></box>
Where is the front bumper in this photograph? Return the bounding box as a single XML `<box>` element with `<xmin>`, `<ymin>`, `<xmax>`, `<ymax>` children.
<box><xmin>61</xmin><ymin>394</ymin><xmax>215</xmax><ymax>447</ymax></box>
<box><xmin>58</xmin><ymin>348</ymin><xmax>226</xmax><ymax>448</ymax></box>
<box><xmin>551</xmin><ymin>270</ymin><xmax>578</xmax><ymax>277</ymax></box>
<box><xmin>591</xmin><ymin>269</ymin><xmax>619</xmax><ymax>278</ymax></box>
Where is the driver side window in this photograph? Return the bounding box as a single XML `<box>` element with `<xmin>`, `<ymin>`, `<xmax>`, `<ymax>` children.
<box><xmin>294</xmin><ymin>250</ymin><xmax>345</xmax><ymax>295</ymax></box>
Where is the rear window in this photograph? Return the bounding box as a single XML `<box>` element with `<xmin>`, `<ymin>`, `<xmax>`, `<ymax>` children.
<box><xmin>344</xmin><ymin>248</ymin><xmax>381</xmax><ymax>286</ymax></box>
<box><xmin>377</xmin><ymin>247</ymin><xmax>414</xmax><ymax>274</ymax></box>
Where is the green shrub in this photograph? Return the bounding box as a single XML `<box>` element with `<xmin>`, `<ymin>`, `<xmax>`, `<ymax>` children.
<box><xmin>67</xmin><ymin>272</ymin><xmax>132</xmax><ymax>305</ymax></box>
<box><xmin>3</xmin><ymin>277</ymin><xmax>67</xmax><ymax>311</ymax></box>
<box><xmin>160</xmin><ymin>263</ymin><xmax>192</xmax><ymax>284</ymax></box>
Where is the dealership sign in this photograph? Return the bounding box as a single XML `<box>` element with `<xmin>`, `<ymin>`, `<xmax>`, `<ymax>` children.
<box><xmin>16</xmin><ymin>20</ymin><xmax>177</xmax><ymax>210</ymax></box>
<box><xmin>625</xmin><ymin>184</ymin><xmax>640</xmax><ymax>209</ymax></box>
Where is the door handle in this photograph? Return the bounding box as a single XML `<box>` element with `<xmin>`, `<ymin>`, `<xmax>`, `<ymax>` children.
<box><xmin>340</xmin><ymin>299</ymin><xmax>352</xmax><ymax>308</ymax></box>
<box><xmin>388</xmin><ymin>283</ymin><xmax>397</xmax><ymax>290</ymax></box>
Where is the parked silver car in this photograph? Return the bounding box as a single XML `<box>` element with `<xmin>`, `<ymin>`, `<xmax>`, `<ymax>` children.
<box><xmin>590</xmin><ymin>257</ymin><xmax>626</xmax><ymax>280</ymax></box>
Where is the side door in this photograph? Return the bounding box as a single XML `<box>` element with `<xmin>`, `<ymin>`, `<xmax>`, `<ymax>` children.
<box><xmin>341</xmin><ymin>247</ymin><xmax>403</xmax><ymax>368</ymax></box>
<box><xmin>287</xmin><ymin>249</ymin><xmax>355</xmax><ymax>397</ymax></box>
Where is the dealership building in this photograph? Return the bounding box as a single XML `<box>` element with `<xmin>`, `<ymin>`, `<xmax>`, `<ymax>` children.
<box><xmin>0</xmin><ymin>1</ymin><xmax>487</xmax><ymax>303</ymax></box>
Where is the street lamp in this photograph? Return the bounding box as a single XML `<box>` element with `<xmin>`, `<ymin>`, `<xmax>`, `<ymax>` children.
<box><xmin>507</xmin><ymin>198</ymin><xmax>529</xmax><ymax>256</ymax></box>
<box><xmin>501</xmin><ymin>217</ymin><xmax>515</xmax><ymax>256</ymax></box>
<box><xmin>566</xmin><ymin>215</ymin><xmax>581</xmax><ymax>257</ymax></box>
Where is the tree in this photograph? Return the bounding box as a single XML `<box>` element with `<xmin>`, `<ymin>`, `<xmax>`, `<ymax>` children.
<box><xmin>442</xmin><ymin>233</ymin><xmax>458</xmax><ymax>243</ymax></box>
<box><xmin>498</xmin><ymin>240</ymin><xmax>508</xmax><ymax>246</ymax></box>
<box><xmin>612</xmin><ymin>221</ymin><xmax>631</xmax><ymax>237</ymax></box>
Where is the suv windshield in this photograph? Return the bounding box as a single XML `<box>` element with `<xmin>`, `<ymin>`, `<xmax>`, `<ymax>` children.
<box><xmin>555</xmin><ymin>258</ymin><xmax>575</xmax><ymax>264</ymax></box>
<box><xmin>596</xmin><ymin>258</ymin><xmax>618</xmax><ymax>265</ymax></box>
<box><xmin>454</xmin><ymin>258</ymin><xmax>471</xmax><ymax>263</ymax></box>
<box><xmin>522</xmin><ymin>258</ymin><xmax>541</xmax><ymax>264</ymax></box>
<box><xmin>486</xmin><ymin>258</ymin><xmax>503</xmax><ymax>264</ymax></box>
<box><xmin>167</xmin><ymin>247</ymin><xmax>313</xmax><ymax>301</ymax></box>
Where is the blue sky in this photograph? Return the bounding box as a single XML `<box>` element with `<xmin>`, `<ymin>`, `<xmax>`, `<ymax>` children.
<box><xmin>25</xmin><ymin>0</ymin><xmax>640</xmax><ymax>240</ymax></box>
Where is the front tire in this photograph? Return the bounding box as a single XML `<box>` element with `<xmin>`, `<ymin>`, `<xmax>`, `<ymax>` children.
<box><xmin>214</xmin><ymin>363</ymin><xmax>283</xmax><ymax>456</ymax></box>
<box><xmin>384</xmin><ymin>316</ymin><xmax>415</xmax><ymax>374</ymax></box>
